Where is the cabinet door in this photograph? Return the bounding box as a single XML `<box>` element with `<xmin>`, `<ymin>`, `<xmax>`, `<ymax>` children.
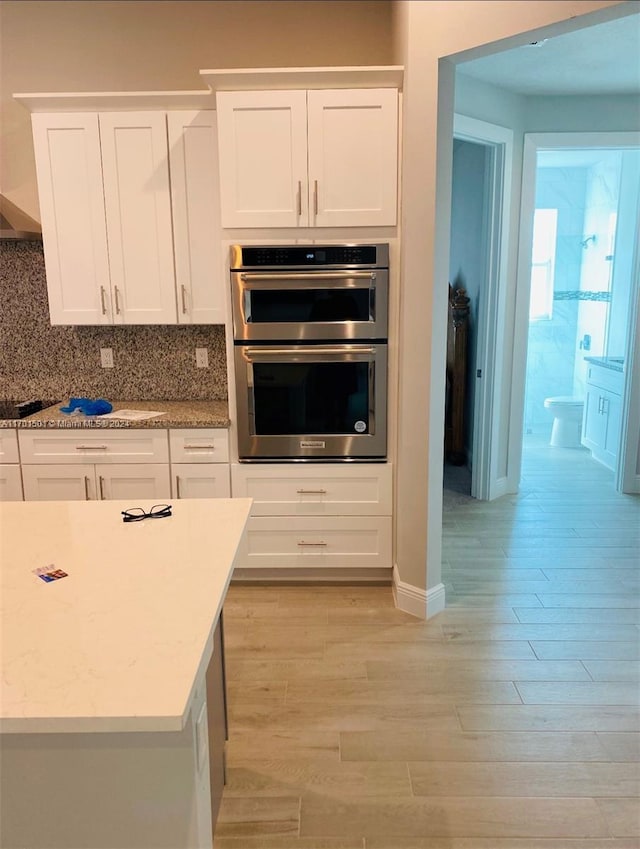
<box><xmin>172</xmin><ymin>464</ymin><xmax>231</xmax><ymax>499</ymax></box>
<box><xmin>99</xmin><ymin>112</ymin><xmax>177</xmax><ymax>323</ymax></box>
<box><xmin>581</xmin><ymin>385</ymin><xmax>604</xmax><ymax>453</ymax></box>
<box><xmin>0</xmin><ymin>466</ymin><xmax>23</xmax><ymax>501</ymax></box>
<box><xmin>31</xmin><ymin>113</ymin><xmax>111</xmax><ymax>325</ymax></box>
<box><xmin>168</xmin><ymin>111</ymin><xmax>225</xmax><ymax>325</ymax></box>
<box><xmin>216</xmin><ymin>90</ymin><xmax>308</xmax><ymax>227</ymax></box>
<box><xmin>22</xmin><ymin>464</ymin><xmax>95</xmax><ymax>501</ymax></box>
<box><xmin>601</xmin><ymin>391</ymin><xmax>622</xmax><ymax>470</ymax></box>
<box><xmin>307</xmin><ymin>89</ymin><xmax>398</xmax><ymax>227</ymax></box>
<box><xmin>96</xmin><ymin>464</ymin><xmax>171</xmax><ymax>501</ymax></box>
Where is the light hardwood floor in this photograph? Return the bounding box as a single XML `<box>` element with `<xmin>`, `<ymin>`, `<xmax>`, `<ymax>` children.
<box><xmin>215</xmin><ymin>438</ymin><xmax>640</xmax><ymax>848</ymax></box>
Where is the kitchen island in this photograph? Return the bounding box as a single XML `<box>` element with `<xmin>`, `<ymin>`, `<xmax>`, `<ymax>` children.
<box><xmin>0</xmin><ymin>497</ymin><xmax>252</xmax><ymax>848</ymax></box>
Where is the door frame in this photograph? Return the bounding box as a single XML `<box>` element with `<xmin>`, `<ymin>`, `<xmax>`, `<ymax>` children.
<box><xmin>452</xmin><ymin>114</ymin><xmax>513</xmax><ymax>500</ymax></box>
<box><xmin>510</xmin><ymin>131</ymin><xmax>640</xmax><ymax>493</ymax></box>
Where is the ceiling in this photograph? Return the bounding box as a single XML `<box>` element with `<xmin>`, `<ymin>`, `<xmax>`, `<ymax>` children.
<box><xmin>457</xmin><ymin>12</ymin><xmax>640</xmax><ymax>96</ymax></box>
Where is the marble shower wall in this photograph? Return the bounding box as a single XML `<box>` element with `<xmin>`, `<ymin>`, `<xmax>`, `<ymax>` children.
<box><xmin>0</xmin><ymin>241</ymin><xmax>228</xmax><ymax>402</ymax></box>
<box><xmin>524</xmin><ymin>165</ymin><xmax>587</xmax><ymax>434</ymax></box>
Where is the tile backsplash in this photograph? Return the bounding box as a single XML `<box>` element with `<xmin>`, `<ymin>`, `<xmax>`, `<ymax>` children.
<box><xmin>0</xmin><ymin>241</ymin><xmax>227</xmax><ymax>401</ymax></box>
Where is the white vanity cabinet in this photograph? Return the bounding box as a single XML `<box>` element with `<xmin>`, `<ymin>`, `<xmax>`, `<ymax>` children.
<box><xmin>582</xmin><ymin>363</ymin><xmax>624</xmax><ymax>471</ymax></box>
<box><xmin>216</xmin><ymin>88</ymin><xmax>398</xmax><ymax>228</ymax></box>
<box><xmin>231</xmin><ymin>463</ymin><xmax>392</xmax><ymax>571</ymax></box>
<box><xmin>31</xmin><ymin>109</ymin><xmax>222</xmax><ymax>325</ymax></box>
<box><xmin>0</xmin><ymin>430</ymin><xmax>23</xmax><ymax>501</ymax></box>
<box><xmin>169</xmin><ymin>428</ymin><xmax>231</xmax><ymax>499</ymax></box>
<box><xmin>19</xmin><ymin>429</ymin><xmax>171</xmax><ymax>501</ymax></box>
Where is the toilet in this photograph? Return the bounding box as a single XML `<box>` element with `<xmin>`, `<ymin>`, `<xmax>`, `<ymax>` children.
<box><xmin>543</xmin><ymin>396</ymin><xmax>584</xmax><ymax>448</ymax></box>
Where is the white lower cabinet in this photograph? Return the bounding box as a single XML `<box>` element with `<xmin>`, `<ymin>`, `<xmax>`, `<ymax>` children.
<box><xmin>170</xmin><ymin>428</ymin><xmax>230</xmax><ymax>499</ymax></box>
<box><xmin>581</xmin><ymin>363</ymin><xmax>624</xmax><ymax>471</ymax></box>
<box><xmin>0</xmin><ymin>430</ymin><xmax>22</xmax><ymax>500</ymax></box>
<box><xmin>19</xmin><ymin>429</ymin><xmax>171</xmax><ymax>502</ymax></box>
<box><xmin>21</xmin><ymin>463</ymin><xmax>171</xmax><ymax>501</ymax></box>
<box><xmin>231</xmin><ymin>463</ymin><xmax>392</xmax><ymax>571</ymax></box>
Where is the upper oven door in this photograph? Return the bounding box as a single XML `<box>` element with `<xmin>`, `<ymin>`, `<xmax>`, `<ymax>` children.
<box><xmin>230</xmin><ymin>267</ymin><xmax>388</xmax><ymax>341</ymax></box>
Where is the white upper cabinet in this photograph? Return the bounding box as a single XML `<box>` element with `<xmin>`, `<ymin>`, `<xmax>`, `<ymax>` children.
<box><xmin>216</xmin><ymin>88</ymin><xmax>398</xmax><ymax>228</ymax></box>
<box><xmin>31</xmin><ymin>109</ymin><xmax>223</xmax><ymax>326</ymax></box>
<box><xmin>167</xmin><ymin>111</ymin><xmax>225</xmax><ymax>324</ymax></box>
<box><xmin>32</xmin><ymin>113</ymin><xmax>112</xmax><ymax>325</ymax></box>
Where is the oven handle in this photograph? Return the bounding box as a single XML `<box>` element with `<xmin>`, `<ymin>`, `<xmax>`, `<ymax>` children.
<box><xmin>244</xmin><ymin>346</ymin><xmax>376</xmax><ymax>357</ymax></box>
<box><xmin>239</xmin><ymin>271</ymin><xmax>376</xmax><ymax>288</ymax></box>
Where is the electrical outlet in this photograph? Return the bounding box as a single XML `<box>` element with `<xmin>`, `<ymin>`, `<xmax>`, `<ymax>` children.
<box><xmin>100</xmin><ymin>348</ymin><xmax>114</xmax><ymax>368</ymax></box>
<box><xmin>195</xmin><ymin>348</ymin><xmax>209</xmax><ymax>368</ymax></box>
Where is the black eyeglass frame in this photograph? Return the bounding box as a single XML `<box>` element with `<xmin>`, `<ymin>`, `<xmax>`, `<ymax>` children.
<box><xmin>121</xmin><ymin>504</ymin><xmax>173</xmax><ymax>523</ymax></box>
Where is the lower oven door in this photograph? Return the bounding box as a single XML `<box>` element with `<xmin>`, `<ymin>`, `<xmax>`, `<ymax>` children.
<box><xmin>234</xmin><ymin>343</ymin><xmax>387</xmax><ymax>460</ymax></box>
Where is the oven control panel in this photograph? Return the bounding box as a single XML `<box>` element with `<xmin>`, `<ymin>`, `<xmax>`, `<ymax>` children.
<box><xmin>231</xmin><ymin>244</ymin><xmax>387</xmax><ymax>269</ymax></box>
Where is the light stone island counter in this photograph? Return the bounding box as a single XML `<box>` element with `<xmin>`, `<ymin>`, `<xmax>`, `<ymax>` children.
<box><xmin>0</xmin><ymin>497</ymin><xmax>252</xmax><ymax>849</ymax></box>
<box><xmin>9</xmin><ymin>399</ymin><xmax>230</xmax><ymax>428</ymax></box>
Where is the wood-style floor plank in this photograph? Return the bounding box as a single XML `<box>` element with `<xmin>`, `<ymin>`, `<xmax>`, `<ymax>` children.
<box><xmin>214</xmin><ymin>438</ymin><xmax>640</xmax><ymax>846</ymax></box>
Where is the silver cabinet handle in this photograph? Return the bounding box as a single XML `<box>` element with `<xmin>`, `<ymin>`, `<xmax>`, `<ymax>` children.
<box><xmin>181</xmin><ymin>284</ymin><xmax>188</xmax><ymax>314</ymax></box>
<box><xmin>84</xmin><ymin>476</ymin><xmax>91</xmax><ymax>501</ymax></box>
<box><xmin>297</xmin><ymin>180</ymin><xmax>302</xmax><ymax>217</ymax></box>
<box><xmin>100</xmin><ymin>286</ymin><xmax>108</xmax><ymax>315</ymax></box>
<box><xmin>75</xmin><ymin>444</ymin><xmax>108</xmax><ymax>450</ymax></box>
<box><xmin>313</xmin><ymin>179</ymin><xmax>318</xmax><ymax>216</ymax></box>
<box><xmin>296</xmin><ymin>488</ymin><xmax>327</xmax><ymax>494</ymax></box>
<box><xmin>176</xmin><ymin>476</ymin><xmax>182</xmax><ymax>499</ymax></box>
<box><xmin>114</xmin><ymin>286</ymin><xmax>122</xmax><ymax>315</ymax></box>
<box><xmin>240</xmin><ymin>271</ymin><xmax>375</xmax><ymax>286</ymax></box>
<box><xmin>184</xmin><ymin>444</ymin><xmax>215</xmax><ymax>450</ymax></box>
<box><xmin>297</xmin><ymin>541</ymin><xmax>327</xmax><ymax>547</ymax></box>
<box><xmin>99</xmin><ymin>475</ymin><xmax>105</xmax><ymax>500</ymax></box>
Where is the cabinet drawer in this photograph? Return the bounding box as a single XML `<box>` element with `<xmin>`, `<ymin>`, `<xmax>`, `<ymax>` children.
<box><xmin>235</xmin><ymin>515</ymin><xmax>392</xmax><ymax>569</ymax></box>
<box><xmin>231</xmin><ymin>463</ymin><xmax>392</xmax><ymax>516</ymax></box>
<box><xmin>0</xmin><ymin>429</ymin><xmax>19</xmax><ymax>463</ymax></box>
<box><xmin>586</xmin><ymin>365</ymin><xmax>623</xmax><ymax>395</ymax></box>
<box><xmin>18</xmin><ymin>429</ymin><xmax>169</xmax><ymax>464</ymax></box>
<box><xmin>0</xmin><ymin>465</ymin><xmax>23</xmax><ymax>501</ymax></box>
<box><xmin>169</xmin><ymin>429</ymin><xmax>229</xmax><ymax>464</ymax></box>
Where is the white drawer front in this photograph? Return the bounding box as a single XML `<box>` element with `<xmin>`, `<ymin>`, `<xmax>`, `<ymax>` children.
<box><xmin>18</xmin><ymin>429</ymin><xmax>169</xmax><ymax>464</ymax></box>
<box><xmin>587</xmin><ymin>365</ymin><xmax>624</xmax><ymax>395</ymax></box>
<box><xmin>0</xmin><ymin>465</ymin><xmax>23</xmax><ymax>501</ymax></box>
<box><xmin>0</xmin><ymin>429</ymin><xmax>19</xmax><ymax>464</ymax></box>
<box><xmin>236</xmin><ymin>515</ymin><xmax>392</xmax><ymax>569</ymax></box>
<box><xmin>169</xmin><ymin>429</ymin><xmax>229</xmax><ymax>464</ymax></box>
<box><xmin>231</xmin><ymin>463</ymin><xmax>392</xmax><ymax>516</ymax></box>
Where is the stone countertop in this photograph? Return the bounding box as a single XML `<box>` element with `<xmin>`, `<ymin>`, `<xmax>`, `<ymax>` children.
<box><xmin>584</xmin><ymin>356</ymin><xmax>624</xmax><ymax>373</ymax></box>
<box><xmin>0</xmin><ymin>498</ymin><xmax>252</xmax><ymax>734</ymax></box>
<box><xmin>2</xmin><ymin>399</ymin><xmax>230</xmax><ymax>429</ymax></box>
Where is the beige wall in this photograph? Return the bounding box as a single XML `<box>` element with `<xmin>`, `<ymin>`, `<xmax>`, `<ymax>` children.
<box><xmin>393</xmin><ymin>0</ymin><xmax>630</xmax><ymax>597</ymax></box>
<box><xmin>0</xmin><ymin>0</ymin><xmax>392</xmax><ymax>218</ymax></box>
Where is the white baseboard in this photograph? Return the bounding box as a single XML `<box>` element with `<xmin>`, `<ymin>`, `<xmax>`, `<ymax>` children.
<box><xmin>491</xmin><ymin>476</ymin><xmax>510</xmax><ymax>499</ymax></box>
<box><xmin>392</xmin><ymin>565</ymin><xmax>446</xmax><ymax>619</ymax></box>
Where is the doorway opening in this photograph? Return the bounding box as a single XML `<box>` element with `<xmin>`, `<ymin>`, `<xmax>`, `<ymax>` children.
<box><xmin>514</xmin><ymin>137</ymin><xmax>640</xmax><ymax>494</ymax></box>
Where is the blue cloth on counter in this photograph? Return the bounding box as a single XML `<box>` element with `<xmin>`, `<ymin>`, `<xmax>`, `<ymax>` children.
<box><xmin>60</xmin><ymin>398</ymin><xmax>113</xmax><ymax>416</ymax></box>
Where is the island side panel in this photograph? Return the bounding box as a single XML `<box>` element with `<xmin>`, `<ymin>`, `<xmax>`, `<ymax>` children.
<box><xmin>206</xmin><ymin>614</ymin><xmax>227</xmax><ymax>836</ymax></box>
<box><xmin>0</xmin><ymin>714</ymin><xmax>212</xmax><ymax>848</ymax></box>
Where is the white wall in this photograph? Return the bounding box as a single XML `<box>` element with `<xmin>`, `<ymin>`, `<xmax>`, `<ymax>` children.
<box><xmin>392</xmin><ymin>0</ymin><xmax>629</xmax><ymax>603</ymax></box>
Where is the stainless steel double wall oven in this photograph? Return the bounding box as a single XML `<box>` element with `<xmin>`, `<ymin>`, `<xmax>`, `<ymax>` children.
<box><xmin>231</xmin><ymin>244</ymin><xmax>389</xmax><ymax>461</ymax></box>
